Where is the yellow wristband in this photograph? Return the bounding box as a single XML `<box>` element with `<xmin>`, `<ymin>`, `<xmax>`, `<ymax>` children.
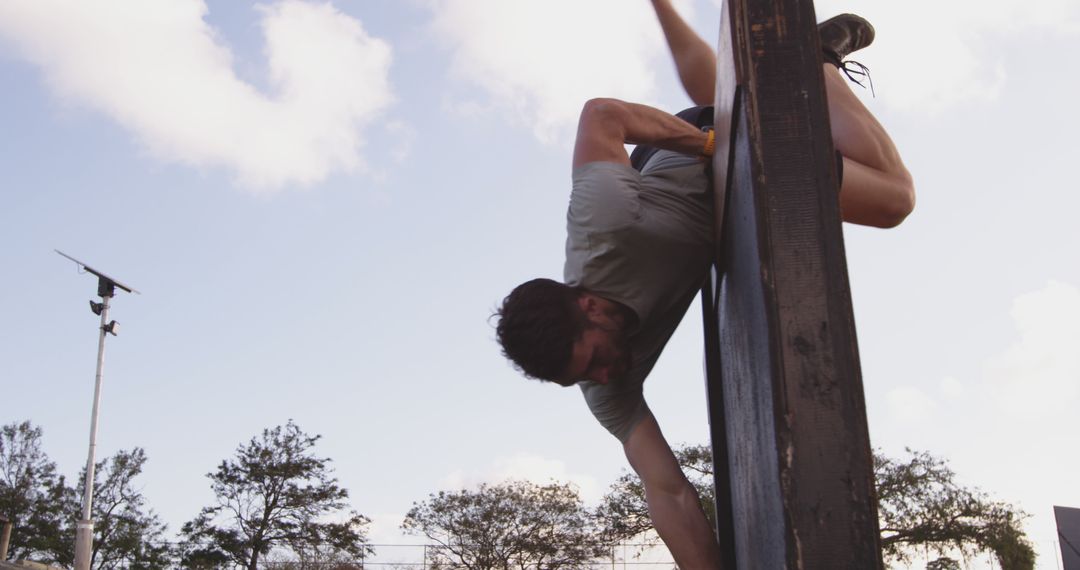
<box><xmin>702</xmin><ymin>128</ymin><xmax>716</xmax><ymax>157</ymax></box>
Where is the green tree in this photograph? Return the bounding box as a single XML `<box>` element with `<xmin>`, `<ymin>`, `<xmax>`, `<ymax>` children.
<box><xmin>0</xmin><ymin>421</ymin><xmax>75</xmax><ymax>565</ymax></box>
<box><xmin>925</xmin><ymin>556</ymin><xmax>960</xmax><ymax>570</ymax></box>
<box><xmin>1</xmin><ymin>422</ymin><xmax>169</xmax><ymax>569</ymax></box>
<box><xmin>74</xmin><ymin>448</ymin><xmax>173</xmax><ymax>569</ymax></box>
<box><xmin>402</xmin><ymin>480</ymin><xmax>611</xmax><ymax>570</ymax></box>
<box><xmin>598</xmin><ymin>444</ymin><xmax>1035</xmax><ymax>570</ymax></box>
<box><xmin>877</xmin><ymin>449</ymin><xmax>1035</xmax><ymax>570</ymax></box>
<box><xmin>180</xmin><ymin>421</ymin><xmax>371</xmax><ymax>570</ymax></box>
<box><xmin>263</xmin><ymin>549</ymin><xmax>363</xmax><ymax>570</ymax></box>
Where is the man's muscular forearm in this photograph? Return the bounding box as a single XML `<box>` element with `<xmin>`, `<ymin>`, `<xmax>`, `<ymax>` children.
<box><xmin>645</xmin><ymin>477</ymin><xmax>725</xmax><ymax>569</ymax></box>
<box><xmin>624</xmin><ymin>414</ymin><xmax>724</xmax><ymax>569</ymax></box>
<box><xmin>572</xmin><ymin>98</ymin><xmax>709</xmax><ymax>168</ymax></box>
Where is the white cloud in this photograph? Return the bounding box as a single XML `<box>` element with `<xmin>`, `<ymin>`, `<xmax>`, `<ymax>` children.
<box><xmin>428</xmin><ymin>0</ymin><xmax>1080</xmax><ymax>124</ymax></box>
<box><xmin>878</xmin><ymin>281</ymin><xmax>1080</xmax><ymax>568</ymax></box>
<box><xmin>939</xmin><ymin>375</ymin><xmax>966</xmax><ymax>399</ymax></box>
<box><xmin>0</xmin><ymin>0</ymin><xmax>394</xmax><ymax>190</ymax></box>
<box><xmin>986</xmin><ymin>280</ymin><xmax>1080</xmax><ymax>417</ymax></box>
<box><xmin>810</xmin><ymin>0</ymin><xmax>1080</xmax><ymax>113</ymax></box>
<box><xmin>703</xmin><ymin>0</ymin><xmax>1079</xmax><ymax>112</ymax></box>
<box><xmin>973</xmin><ymin>281</ymin><xmax>1080</xmax><ymax>567</ymax></box>
<box><xmin>439</xmin><ymin>452</ymin><xmax>602</xmax><ymax>503</ymax></box>
<box><xmin>427</xmin><ymin>0</ymin><xmax>693</xmax><ymax>145</ymax></box>
<box><xmin>886</xmin><ymin>385</ymin><xmax>937</xmax><ymax>423</ymax></box>
<box><xmin>381</xmin><ymin>120</ymin><xmax>416</xmax><ymax>165</ymax></box>
<box><xmin>364</xmin><ymin>511</ymin><xmax>410</xmax><ymax>544</ymax></box>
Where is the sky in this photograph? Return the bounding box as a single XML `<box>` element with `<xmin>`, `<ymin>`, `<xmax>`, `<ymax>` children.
<box><xmin>1</xmin><ymin>0</ymin><xmax>1077</xmax><ymax>568</ymax></box>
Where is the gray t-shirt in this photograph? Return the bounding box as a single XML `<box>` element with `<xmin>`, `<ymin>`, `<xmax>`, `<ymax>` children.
<box><xmin>564</xmin><ymin>151</ymin><xmax>714</xmax><ymax>442</ymax></box>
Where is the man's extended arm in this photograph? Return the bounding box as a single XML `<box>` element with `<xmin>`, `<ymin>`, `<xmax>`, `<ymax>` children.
<box><xmin>572</xmin><ymin>98</ymin><xmax>710</xmax><ymax>169</ymax></box>
<box><xmin>623</xmin><ymin>412</ymin><xmax>724</xmax><ymax>569</ymax></box>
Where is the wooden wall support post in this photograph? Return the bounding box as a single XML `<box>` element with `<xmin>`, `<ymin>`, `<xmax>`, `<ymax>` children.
<box><xmin>703</xmin><ymin>0</ymin><xmax>883</xmax><ymax>567</ymax></box>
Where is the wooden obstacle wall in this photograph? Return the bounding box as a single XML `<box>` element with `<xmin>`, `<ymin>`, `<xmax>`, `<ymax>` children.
<box><xmin>703</xmin><ymin>0</ymin><xmax>883</xmax><ymax>567</ymax></box>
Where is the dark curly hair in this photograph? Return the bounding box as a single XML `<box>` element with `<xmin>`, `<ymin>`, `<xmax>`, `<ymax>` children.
<box><xmin>495</xmin><ymin>278</ymin><xmax>585</xmax><ymax>383</ymax></box>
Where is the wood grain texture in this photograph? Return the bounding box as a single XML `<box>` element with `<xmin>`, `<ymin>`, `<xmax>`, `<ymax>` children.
<box><xmin>704</xmin><ymin>0</ymin><xmax>883</xmax><ymax>567</ymax></box>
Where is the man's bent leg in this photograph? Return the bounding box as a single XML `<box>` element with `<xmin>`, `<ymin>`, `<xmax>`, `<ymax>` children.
<box><xmin>648</xmin><ymin>3</ymin><xmax>914</xmax><ymax>227</ymax></box>
<box><xmin>825</xmin><ymin>64</ymin><xmax>915</xmax><ymax>227</ymax></box>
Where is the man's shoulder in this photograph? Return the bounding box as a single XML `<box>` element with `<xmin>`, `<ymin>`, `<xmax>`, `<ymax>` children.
<box><xmin>579</xmin><ymin>372</ymin><xmax>649</xmax><ymax>443</ymax></box>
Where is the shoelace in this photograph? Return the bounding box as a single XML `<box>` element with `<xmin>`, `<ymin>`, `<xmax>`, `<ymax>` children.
<box><xmin>839</xmin><ymin>59</ymin><xmax>875</xmax><ymax>97</ymax></box>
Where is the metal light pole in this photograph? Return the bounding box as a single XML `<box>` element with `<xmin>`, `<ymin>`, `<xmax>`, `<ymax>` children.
<box><xmin>57</xmin><ymin>251</ymin><xmax>138</xmax><ymax>570</ymax></box>
<box><xmin>0</xmin><ymin>515</ymin><xmax>12</xmax><ymax>562</ymax></box>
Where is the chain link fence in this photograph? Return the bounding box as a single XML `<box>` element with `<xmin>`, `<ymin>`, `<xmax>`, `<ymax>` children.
<box><xmin>345</xmin><ymin>543</ymin><xmax>676</xmax><ymax>569</ymax></box>
<box><xmin>157</xmin><ymin>542</ymin><xmax>677</xmax><ymax>569</ymax></box>
<box><xmin>71</xmin><ymin>538</ymin><xmax>1068</xmax><ymax>569</ymax></box>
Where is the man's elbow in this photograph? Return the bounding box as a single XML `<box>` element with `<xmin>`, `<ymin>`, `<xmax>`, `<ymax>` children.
<box><xmin>580</xmin><ymin>98</ymin><xmax>629</xmax><ymax>127</ymax></box>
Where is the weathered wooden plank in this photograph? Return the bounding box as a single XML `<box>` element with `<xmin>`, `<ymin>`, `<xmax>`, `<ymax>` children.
<box><xmin>701</xmin><ymin>271</ymin><xmax>737</xmax><ymax>570</ymax></box>
<box><xmin>704</xmin><ymin>0</ymin><xmax>883</xmax><ymax>567</ymax></box>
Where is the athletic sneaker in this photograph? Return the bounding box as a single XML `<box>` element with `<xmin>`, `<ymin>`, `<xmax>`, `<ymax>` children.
<box><xmin>819</xmin><ymin>13</ymin><xmax>875</xmax><ymax>65</ymax></box>
<box><xmin>819</xmin><ymin>13</ymin><xmax>875</xmax><ymax>92</ymax></box>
